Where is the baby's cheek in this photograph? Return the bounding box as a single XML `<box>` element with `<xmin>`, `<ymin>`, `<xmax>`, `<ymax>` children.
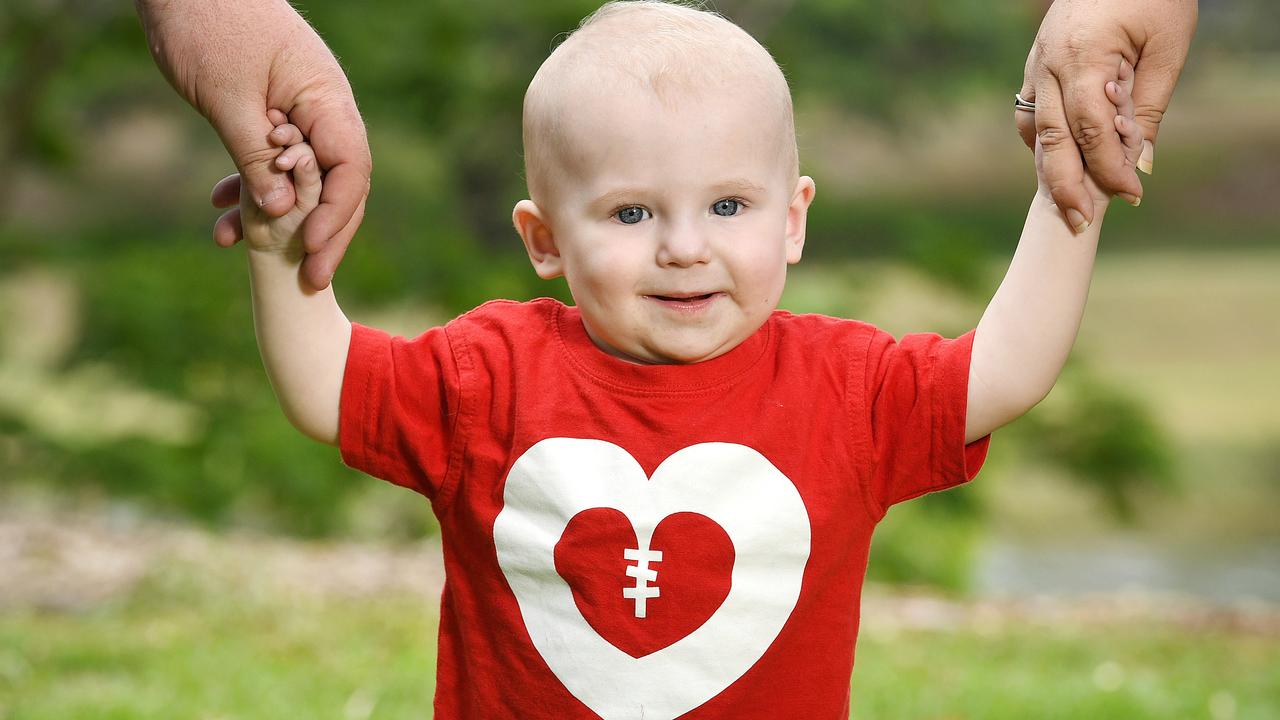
<box><xmin>746</xmin><ymin>242</ymin><xmax>789</xmax><ymax>287</ymax></box>
<box><xmin>579</xmin><ymin>244</ymin><xmax>641</xmax><ymax>287</ymax></box>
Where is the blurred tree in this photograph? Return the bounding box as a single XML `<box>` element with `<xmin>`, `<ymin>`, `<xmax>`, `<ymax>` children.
<box><xmin>1</xmin><ymin>0</ymin><xmax>143</xmax><ymax>166</ymax></box>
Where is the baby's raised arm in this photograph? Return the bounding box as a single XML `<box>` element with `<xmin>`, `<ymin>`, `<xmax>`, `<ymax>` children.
<box><xmin>233</xmin><ymin>117</ymin><xmax>352</xmax><ymax>445</ymax></box>
<box><xmin>965</xmin><ymin>61</ymin><xmax>1145</xmax><ymax>443</ymax></box>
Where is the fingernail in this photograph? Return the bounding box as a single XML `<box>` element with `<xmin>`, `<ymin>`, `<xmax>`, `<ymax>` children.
<box><xmin>1118</xmin><ymin>192</ymin><xmax>1142</xmax><ymax>208</ymax></box>
<box><xmin>1138</xmin><ymin>140</ymin><xmax>1154</xmax><ymax>175</ymax></box>
<box><xmin>1065</xmin><ymin>208</ymin><xmax>1090</xmax><ymax>234</ymax></box>
<box><xmin>258</xmin><ymin>186</ymin><xmax>285</xmax><ymax>207</ymax></box>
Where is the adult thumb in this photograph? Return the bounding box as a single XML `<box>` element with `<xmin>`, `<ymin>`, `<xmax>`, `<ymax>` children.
<box><xmin>212</xmin><ymin>98</ymin><xmax>296</xmax><ymax>218</ymax></box>
<box><xmin>1130</xmin><ymin>41</ymin><xmax>1194</xmax><ymax>174</ymax></box>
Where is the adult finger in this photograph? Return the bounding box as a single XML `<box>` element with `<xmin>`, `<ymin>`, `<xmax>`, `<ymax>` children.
<box><xmin>1015</xmin><ymin>48</ymin><xmax>1040</xmax><ymax>151</ymax></box>
<box><xmin>1015</xmin><ymin>99</ymin><xmax>1037</xmax><ymax>152</ymax></box>
<box><xmin>213</xmin><ymin>207</ymin><xmax>243</xmax><ymax>248</ymax></box>
<box><xmin>1131</xmin><ymin>47</ymin><xmax>1192</xmax><ymax>175</ymax></box>
<box><xmin>210</xmin><ymin>173</ymin><xmax>242</xmax><ymax>209</ymax></box>
<box><xmin>303</xmin><ymin>161</ymin><xmax>370</xmax><ymax>256</ymax></box>
<box><xmin>301</xmin><ymin>194</ymin><xmax>367</xmax><ymax>290</ymax></box>
<box><xmin>1059</xmin><ymin>62</ymin><xmax>1144</xmax><ymax>202</ymax></box>
<box><xmin>288</xmin><ymin>89</ymin><xmax>371</xmax><ymax>254</ymax></box>
<box><xmin>209</xmin><ymin>98</ymin><xmax>296</xmax><ymax>218</ymax></box>
<box><xmin>1032</xmin><ymin>78</ymin><xmax>1094</xmax><ymax>233</ymax></box>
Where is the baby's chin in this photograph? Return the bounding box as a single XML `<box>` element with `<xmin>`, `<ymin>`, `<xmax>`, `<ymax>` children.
<box><xmin>580</xmin><ymin>297</ymin><xmax>778</xmax><ymax>365</ymax></box>
<box><xmin>630</xmin><ymin>329</ymin><xmax>757</xmax><ymax>365</ymax></box>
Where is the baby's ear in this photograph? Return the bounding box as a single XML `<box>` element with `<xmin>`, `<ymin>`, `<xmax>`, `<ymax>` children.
<box><xmin>785</xmin><ymin>177</ymin><xmax>817</xmax><ymax>265</ymax></box>
<box><xmin>513</xmin><ymin>200</ymin><xmax>563</xmax><ymax>279</ymax></box>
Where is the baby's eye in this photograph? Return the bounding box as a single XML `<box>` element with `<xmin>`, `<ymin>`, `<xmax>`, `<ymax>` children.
<box><xmin>712</xmin><ymin>199</ymin><xmax>743</xmax><ymax>217</ymax></box>
<box><xmin>616</xmin><ymin>206</ymin><xmax>651</xmax><ymax>225</ymax></box>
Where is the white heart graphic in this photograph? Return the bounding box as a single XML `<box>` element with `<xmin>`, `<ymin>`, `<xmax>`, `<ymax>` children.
<box><xmin>493</xmin><ymin>438</ymin><xmax>811</xmax><ymax>719</ymax></box>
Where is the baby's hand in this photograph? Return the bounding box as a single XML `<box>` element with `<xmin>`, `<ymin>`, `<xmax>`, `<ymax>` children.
<box><xmin>1036</xmin><ymin>59</ymin><xmax>1145</xmax><ymax>211</ymax></box>
<box><xmin>238</xmin><ymin>114</ymin><xmax>323</xmax><ymax>255</ymax></box>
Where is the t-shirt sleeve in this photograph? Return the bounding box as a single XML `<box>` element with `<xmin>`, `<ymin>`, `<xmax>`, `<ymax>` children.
<box><xmin>338</xmin><ymin>322</ymin><xmax>463</xmax><ymax>500</ymax></box>
<box><xmin>861</xmin><ymin>327</ymin><xmax>991</xmax><ymax>517</ymax></box>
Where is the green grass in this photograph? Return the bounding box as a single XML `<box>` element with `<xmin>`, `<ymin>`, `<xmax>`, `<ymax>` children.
<box><xmin>1</xmin><ymin>596</ymin><xmax>437</xmax><ymax>719</ymax></box>
<box><xmin>3</xmin><ymin>570</ymin><xmax>1275</xmax><ymax>719</ymax></box>
<box><xmin>852</xmin><ymin>624</ymin><xmax>1278</xmax><ymax>720</ymax></box>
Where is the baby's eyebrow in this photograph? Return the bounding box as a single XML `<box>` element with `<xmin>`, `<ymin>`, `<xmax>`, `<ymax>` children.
<box><xmin>590</xmin><ymin>188</ymin><xmax>647</xmax><ymax>210</ymax></box>
<box><xmin>712</xmin><ymin>178</ymin><xmax>768</xmax><ymax>195</ymax></box>
<box><xmin>589</xmin><ymin>179</ymin><xmax>767</xmax><ymax>209</ymax></box>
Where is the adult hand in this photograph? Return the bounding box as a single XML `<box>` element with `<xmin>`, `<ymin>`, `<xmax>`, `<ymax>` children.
<box><xmin>1017</xmin><ymin>0</ymin><xmax>1197</xmax><ymax>232</ymax></box>
<box><xmin>136</xmin><ymin>0</ymin><xmax>371</xmax><ymax>289</ymax></box>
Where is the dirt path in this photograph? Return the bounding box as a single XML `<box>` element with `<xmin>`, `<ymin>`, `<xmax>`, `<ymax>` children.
<box><xmin>0</xmin><ymin>511</ymin><xmax>445</xmax><ymax>612</ymax></box>
<box><xmin>3</xmin><ymin>510</ymin><xmax>1277</xmax><ymax>637</ymax></box>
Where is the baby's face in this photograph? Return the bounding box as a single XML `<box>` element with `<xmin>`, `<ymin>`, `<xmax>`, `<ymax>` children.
<box><xmin>519</xmin><ymin>86</ymin><xmax>815</xmax><ymax>365</ymax></box>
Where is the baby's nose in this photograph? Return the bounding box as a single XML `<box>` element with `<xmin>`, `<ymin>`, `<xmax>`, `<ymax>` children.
<box><xmin>656</xmin><ymin>220</ymin><xmax>711</xmax><ymax>267</ymax></box>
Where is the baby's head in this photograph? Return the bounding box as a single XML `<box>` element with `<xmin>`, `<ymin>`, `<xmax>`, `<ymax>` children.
<box><xmin>513</xmin><ymin>0</ymin><xmax>816</xmax><ymax>365</ymax></box>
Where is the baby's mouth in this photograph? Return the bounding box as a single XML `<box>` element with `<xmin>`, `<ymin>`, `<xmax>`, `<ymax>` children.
<box><xmin>645</xmin><ymin>292</ymin><xmax>724</xmax><ymax>311</ymax></box>
<box><xmin>651</xmin><ymin>292</ymin><xmax>716</xmax><ymax>303</ymax></box>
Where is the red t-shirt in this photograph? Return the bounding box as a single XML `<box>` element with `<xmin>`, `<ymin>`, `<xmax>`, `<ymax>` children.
<box><xmin>339</xmin><ymin>298</ymin><xmax>989</xmax><ymax>719</ymax></box>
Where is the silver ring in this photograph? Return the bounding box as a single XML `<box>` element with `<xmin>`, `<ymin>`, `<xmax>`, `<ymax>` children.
<box><xmin>1014</xmin><ymin>92</ymin><xmax>1036</xmax><ymax>112</ymax></box>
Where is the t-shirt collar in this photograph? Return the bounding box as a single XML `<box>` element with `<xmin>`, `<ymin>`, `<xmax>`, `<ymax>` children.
<box><xmin>554</xmin><ymin>302</ymin><xmax>772</xmax><ymax>393</ymax></box>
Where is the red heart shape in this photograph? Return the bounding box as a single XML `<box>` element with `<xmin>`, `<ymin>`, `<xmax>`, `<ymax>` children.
<box><xmin>554</xmin><ymin>508</ymin><xmax>735</xmax><ymax>658</ymax></box>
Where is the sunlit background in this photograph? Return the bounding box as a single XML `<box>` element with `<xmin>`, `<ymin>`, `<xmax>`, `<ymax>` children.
<box><xmin>2</xmin><ymin>0</ymin><xmax>1277</xmax><ymax>718</ymax></box>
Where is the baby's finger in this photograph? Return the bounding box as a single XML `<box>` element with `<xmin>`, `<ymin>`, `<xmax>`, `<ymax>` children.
<box><xmin>1105</xmin><ymin>81</ymin><xmax>1136</xmax><ymax>123</ymax></box>
<box><xmin>268</xmin><ymin>123</ymin><xmax>305</xmax><ymax>148</ymax></box>
<box><xmin>267</xmin><ymin>108</ymin><xmax>289</xmax><ymax>126</ymax></box>
<box><xmin>274</xmin><ymin>145</ymin><xmax>306</xmax><ymax>172</ymax></box>
<box><xmin>1117</xmin><ymin>59</ymin><xmax>1135</xmax><ymax>95</ymax></box>
<box><xmin>1115</xmin><ymin>114</ymin><xmax>1145</xmax><ymax>163</ymax></box>
<box><xmin>290</xmin><ymin>144</ymin><xmax>323</xmax><ymax>210</ymax></box>
<box><xmin>1105</xmin><ymin>62</ymin><xmax>1137</xmax><ymax>122</ymax></box>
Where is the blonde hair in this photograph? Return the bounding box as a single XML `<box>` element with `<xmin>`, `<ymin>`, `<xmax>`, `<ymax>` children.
<box><xmin>522</xmin><ymin>0</ymin><xmax>799</xmax><ymax>204</ymax></box>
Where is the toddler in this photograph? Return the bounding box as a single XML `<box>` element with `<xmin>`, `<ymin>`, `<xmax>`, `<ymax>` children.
<box><xmin>229</xmin><ymin>1</ymin><xmax>1144</xmax><ymax>717</ymax></box>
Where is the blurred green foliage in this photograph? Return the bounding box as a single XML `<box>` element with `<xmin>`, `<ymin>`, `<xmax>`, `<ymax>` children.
<box><xmin>1023</xmin><ymin>366</ymin><xmax>1178</xmax><ymax>522</ymax></box>
<box><xmin>2</xmin><ymin>0</ymin><xmax>1275</xmax><ymax>586</ymax></box>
